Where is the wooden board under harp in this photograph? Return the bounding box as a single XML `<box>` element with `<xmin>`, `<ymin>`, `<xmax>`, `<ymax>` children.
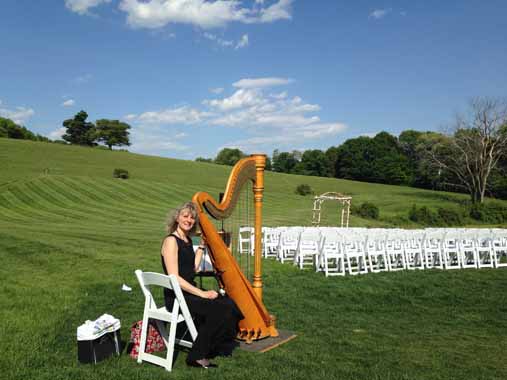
<box><xmin>192</xmin><ymin>154</ymin><xmax>278</xmax><ymax>342</ymax></box>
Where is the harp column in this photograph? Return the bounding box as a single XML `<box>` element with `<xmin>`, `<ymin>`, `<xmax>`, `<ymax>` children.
<box><xmin>252</xmin><ymin>154</ymin><xmax>266</xmax><ymax>301</ymax></box>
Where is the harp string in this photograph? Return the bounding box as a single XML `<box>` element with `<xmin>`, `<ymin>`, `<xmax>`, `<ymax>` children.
<box><xmin>206</xmin><ymin>184</ymin><xmax>253</xmax><ymax>281</ymax></box>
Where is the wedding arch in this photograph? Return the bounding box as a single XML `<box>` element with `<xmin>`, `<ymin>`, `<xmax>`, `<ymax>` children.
<box><xmin>311</xmin><ymin>192</ymin><xmax>352</xmax><ymax>227</ymax></box>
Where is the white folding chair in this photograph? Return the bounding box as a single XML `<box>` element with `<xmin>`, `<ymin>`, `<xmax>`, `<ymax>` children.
<box><xmin>365</xmin><ymin>233</ymin><xmax>389</xmax><ymax>273</ymax></box>
<box><xmin>342</xmin><ymin>234</ymin><xmax>368</xmax><ymax>275</ymax></box>
<box><xmin>135</xmin><ymin>270</ymin><xmax>197</xmax><ymax>372</ymax></box>
<box><xmin>318</xmin><ymin>233</ymin><xmax>345</xmax><ymax>276</ymax></box>
<box><xmin>475</xmin><ymin>230</ymin><xmax>494</xmax><ymax>269</ymax></box>
<box><xmin>294</xmin><ymin>231</ymin><xmax>321</xmax><ymax>270</ymax></box>
<box><xmin>385</xmin><ymin>232</ymin><xmax>406</xmax><ymax>271</ymax></box>
<box><xmin>492</xmin><ymin>229</ymin><xmax>507</xmax><ymax>267</ymax></box>
<box><xmin>442</xmin><ymin>231</ymin><xmax>461</xmax><ymax>269</ymax></box>
<box><xmin>458</xmin><ymin>230</ymin><xmax>479</xmax><ymax>269</ymax></box>
<box><xmin>422</xmin><ymin>230</ymin><xmax>444</xmax><ymax>269</ymax></box>
<box><xmin>238</xmin><ymin>226</ymin><xmax>254</xmax><ymax>256</ymax></box>
<box><xmin>277</xmin><ymin>229</ymin><xmax>300</xmax><ymax>264</ymax></box>
<box><xmin>404</xmin><ymin>231</ymin><xmax>425</xmax><ymax>270</ymax></box>
<box><xmin>262</xmin><ymin>227</ymin><xmax>279</xmax><ymax>259</ymax></box>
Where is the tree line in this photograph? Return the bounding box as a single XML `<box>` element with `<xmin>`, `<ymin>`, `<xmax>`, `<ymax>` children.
<box><xmin>0</xmin><ymin>110</ymin><xmax>131</xmax><ymax>150</ymax></box>
<box><xmin>0</xmin><ymin>117</ymin><xmax>50</xmax><ymax>142</ymax></box>
<box><xmin>203</xmin><ymin>98</ymin><xmax>507</xmax><ymax>204</ymax></box>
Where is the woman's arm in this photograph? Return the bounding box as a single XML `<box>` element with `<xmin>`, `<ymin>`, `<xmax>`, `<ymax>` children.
<box><xmin>194</xmin><ymin>246</ymin><xmax>204</xmax><ymax>272</ymax></box>
<box><xmin>161</xmin><ymin>237</ymin><xmax>217</xmax><ymax>299</ymax></box>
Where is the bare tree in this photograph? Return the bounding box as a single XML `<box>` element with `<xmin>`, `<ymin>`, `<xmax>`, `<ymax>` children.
<box><xmin>428</xmin><ymin>97</ymin><xmax>507</xmax><ymax>203</ymax></box>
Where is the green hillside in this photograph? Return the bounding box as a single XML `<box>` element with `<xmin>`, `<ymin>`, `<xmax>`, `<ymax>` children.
<box><xmin>1</xmin><ymin>138</ymin><xmax>495</xmax><ymax>229</ymax></box>
<box><xmin>1</xmin><ymin>138</ymin><xmax>507</xmax><ymax>380</ymax></box>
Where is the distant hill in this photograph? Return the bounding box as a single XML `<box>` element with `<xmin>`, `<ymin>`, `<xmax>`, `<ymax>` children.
<box><xmin>2</xmin><ymin>138</ymin><xmax>504</xmax><ymax>229</ymax></box>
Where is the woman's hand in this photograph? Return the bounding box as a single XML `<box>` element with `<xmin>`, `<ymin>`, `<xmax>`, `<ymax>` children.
<box><xmin>202</xmin><ymin>290</ymin><xmax>219</xmax><ymax>299</ymax></box>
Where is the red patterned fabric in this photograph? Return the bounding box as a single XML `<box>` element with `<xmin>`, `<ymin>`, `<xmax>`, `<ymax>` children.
<box><xmin>129</xmin><ymin>320</ymin><xmax>165</xmax><ymax>359</ymax></box>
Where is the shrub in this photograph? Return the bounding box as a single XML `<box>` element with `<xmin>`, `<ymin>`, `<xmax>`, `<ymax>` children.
<box><xmin>113</xmin><ymin>168</ymin><xmax>129</xmax><ymax>179</ymax></box>
<box><xmin>355</xmin><ymin>202</ymin><xmax>379</xmax><ymax>219</ymax></box>
<box><xmin>295</xmin><ymin>184</ymin><xmax>313</xmax><ymax>196</ymax></box>
<box><xmin>437</xmin><ymin>206</ymin><xmax>463</xmax><ymax>226</ymax></box>
<box><xmin>469</xmin><ymin>202</ymin><xmax>507</xmax><ymax>223</ymax></box>
<box><xmin>408</xmin><ymin>204</ymin><xmax>440</xmax><ymax>226</ymax></box>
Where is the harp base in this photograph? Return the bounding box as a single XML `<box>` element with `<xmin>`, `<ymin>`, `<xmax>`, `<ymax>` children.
<box><xmin>238</xmin><ymin>329</ymin><xmax>297</xmax><ymax>353</ymax></box>
<box><xmin>237</xmin><ymin>314</ymin><xmax>278</xmax><ymax>343</ymax></box>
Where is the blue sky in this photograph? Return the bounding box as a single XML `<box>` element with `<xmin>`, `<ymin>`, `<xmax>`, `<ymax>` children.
<box><xmin>1</xmin><ymin>0</ymin><xmax>506</xmax><ymax>160</ymax></box>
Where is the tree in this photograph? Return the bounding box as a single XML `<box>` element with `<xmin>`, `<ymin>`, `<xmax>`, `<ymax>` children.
<box><xmin>62</xmin><ymin>110</ymin><xmax>96</xmax><ymax>146</ymax></box>
<box><xmin>299</xmin><ymin>149</ymin><xmax>331</xmax><ymax>177</ymax></box>
<box><xmin>427</xmin><ymin>98</ymin><xmax>507</xmax><ymax>203</ymax></box>
<box><xmin>195</xmin><ymin>157</ymin><xmax>213</xmax><ymax>163</ymax></box>
<box><xmin>215</xmin><ymin>148</ymin><xmax>245</xmax><ymax>166</ymax></box>
<box><xmin>325</xmin><ymin>146</ymin><xmax>340</xmax><ymax>177</ymax></box>
<box><xmin>265</xmin><ymin>156</ymin><xmax>272</xmax><ymax>171</ymax></box>
<box><xmin>272</xmin><ymin>151</ymin><xmax>298</xmax><ymax>173</ymax></box>
<box><xmin>370</xmin><ymin>132</ymin><xmax>411</xmax><ymax>185</ymax></box>
<box><xmin>335</xmin><ymin>136</ymin><xmax>374</xmax><ymax>181</ymax></box>
<box><xmin>95</xmin><ymin>119</ymin><xmax>131</xmax><ymax>149</ymax></box>
<box><xmin>0</xmin><ymin>117</ymin><xmax>48</xmax><ymax>141</ymax></box>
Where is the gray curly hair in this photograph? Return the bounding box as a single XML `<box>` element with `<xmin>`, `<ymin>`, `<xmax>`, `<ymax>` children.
<box><xmin>166</xmin><ymin>201</ymin><xmax>199</xmax><ymax>235</ymax></box>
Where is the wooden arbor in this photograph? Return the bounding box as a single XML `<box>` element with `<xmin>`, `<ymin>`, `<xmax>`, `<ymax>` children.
<box><xmin>311</xmin><ymin>192</ymin><xmax>352</xmax><ymax>227</ymax></box>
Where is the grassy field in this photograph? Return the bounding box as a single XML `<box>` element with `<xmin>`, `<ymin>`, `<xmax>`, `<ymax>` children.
<box><xmin>1</xmin><ymin>138</ymin><xmax>507</xmax><ymax>380</ymax></box>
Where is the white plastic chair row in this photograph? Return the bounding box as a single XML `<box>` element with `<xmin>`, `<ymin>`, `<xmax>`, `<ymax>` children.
<box><xmin>239</xmin><ymin>226</ymin><xmax>507</xmax><ymax>276</ymax></box>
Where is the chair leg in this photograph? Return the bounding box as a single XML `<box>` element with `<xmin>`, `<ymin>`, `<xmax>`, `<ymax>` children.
<box><xmin>164</xmin><ymin>316</ymin><xmax>178</xmax><ymax>371</ymax></box>
<box><xmin>137</xmin><ymin>313</ymin><xmax>150</xmax><ymax>364</ymax></box>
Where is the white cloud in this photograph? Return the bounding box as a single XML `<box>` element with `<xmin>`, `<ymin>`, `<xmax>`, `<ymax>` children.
<box><xmin>0</xmin><ymin>105</ymin><xmax>35</xmax><ymax>125</ymax></box>
<box><xmin>130</xmin><ymin>128</ymin><xmax>190</xmax><ymax>156</ymax></box>
<box><xmin>369</xmin><ymin>8</ymin><xmax>390</xmax><ymax>19</ymax></box>
<box><xmin>205</xmin><ymin>88</ymin><xmax>264</xmax><ymax>111</ymax></box>
<box><xmin>130</xmin><ymin>105</ymin><xmax>211</xmax><ymax>124</ymax></box>
<box><xmin>118</xmin><ymin>0</ymin><xmax>292</xmax><ymax>29</ymax></box>
<box><xmin>124</xmin><ymin>113</ymin><xmax>137</xmax><ymax>120</ymax></box>
<box><xmin>233</xmin><ymin>77</ymin><xmax>292</xmax><ymax>89</ymax></box>
<box><xmin>203</xmin><ymin>32</ymin><xmax>249</xmax><ymax>50</ymax></box>
<box><xmin>49</xmin><ymin>127</ymin><xmax>67</xmax><ymax>140</ymax></box>
<box><xmin>271</xmin><ymin>91</ymin><xmax>287</xmax><ymax>99</ymax></box>
<box><xmin>203</xmin><ymin>32</ymin><xmax>233</xmax><ymax>47</ymax></box>
<box><xmin>61</xmin><ymin>99</ymin><xmax>75</xmax><ymax>107</ymax></box>
<box><xmin>125</xmin><ymin>75</ymin><xmax>346</xmax><ymax>155</ymax></box>
<box><xmin>258</xmin><ymin>0</ymin><xmax>292</xmax><ymax>23</ymax></box>
<box><xmin>224</xmin><ymin>122</ymin><xmax>347</xmax><ymax>152</ymax></box>
<box><xmin>210</xmin><ymin>87</ymin><xmax>224</xmax><ymax>94</ymax></box>
<box><xmin>235</xmin><ymin>34</ymin><xmax>249</xmax><ymax>49</ymax></box>
<box><xmin>73</xmin><ymin>73</ymin><xmax>93</xmax><ymax>84</ymax></box>
<box><xmin>65</xmin><ymin>0</ymin><xmax>111</xmax><ymax>15</ymax></box>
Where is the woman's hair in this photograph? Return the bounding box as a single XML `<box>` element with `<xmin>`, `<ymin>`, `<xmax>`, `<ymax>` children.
<box><xmin>166</xmin><ymin>201</ymin><xmax>199</xmax><ymax>235</ymax></box>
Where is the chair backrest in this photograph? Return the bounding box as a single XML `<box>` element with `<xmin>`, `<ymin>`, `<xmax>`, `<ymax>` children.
<box><xmin>135</xmin><ymin>270</ymin><xmax>197</xmax><ymax>339</ymax></box>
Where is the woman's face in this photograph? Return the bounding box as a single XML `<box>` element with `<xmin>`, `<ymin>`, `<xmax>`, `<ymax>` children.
<box><xmin>177</xmin><ymin>208</ymin><xmax>196</xmax><ymax>233</ymax></box>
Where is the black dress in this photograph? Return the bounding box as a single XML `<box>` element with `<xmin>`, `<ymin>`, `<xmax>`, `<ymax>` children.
<box><xmin>161</xmin><ymin>234</ymin><xmax>242</xmax><ymax>361</ymax></box>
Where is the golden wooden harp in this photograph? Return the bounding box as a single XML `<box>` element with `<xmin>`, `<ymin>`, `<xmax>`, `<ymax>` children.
<box><xmin>192</xmin><ymin>154</ymin><xmax>278</xmax><ymax>342</ymax></box>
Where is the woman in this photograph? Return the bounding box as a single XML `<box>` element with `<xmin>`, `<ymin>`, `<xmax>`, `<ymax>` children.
<box><xmin>161</xmin><ymin>202</ymin><xmax>242</xmax><ymax>369</ymax></box>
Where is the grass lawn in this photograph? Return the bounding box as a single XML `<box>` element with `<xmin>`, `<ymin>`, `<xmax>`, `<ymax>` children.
<box><xmin>1</xmin><ymin>138</ymin><xmax>507</xmax><ymax>379</ymax></box>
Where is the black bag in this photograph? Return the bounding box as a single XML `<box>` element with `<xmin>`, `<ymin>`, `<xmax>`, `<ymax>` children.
<box><xmin>77</xmin><ymin>330</ymin><xmax>121</xmax><ymax>364</ymax></box>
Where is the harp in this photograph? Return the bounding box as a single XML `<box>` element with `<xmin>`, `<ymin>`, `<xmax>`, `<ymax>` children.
<box><xmin>192</xmin><ymin>154</ymin><xmax>278</xmax><ymax>342</ymax></box>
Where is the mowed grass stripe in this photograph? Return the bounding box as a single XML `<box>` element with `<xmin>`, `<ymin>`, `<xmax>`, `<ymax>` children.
<box><xmin>71</xmin><ymin>177</ymin><xmax>171</xmax><ymax>215</ymax></box>
<box><xmin>0</xmin><ymin>187</ymin><xmax>70</xmax><ymax>221</ymax></box>
<box><xmin>2</xmin><ymin>177</ymin><xmax>153</xmax><ymax>225</ymax></box>
<box><xmin>63</xmin><ymin>177</ymin><xmax>170</xmax><ymax>218</ymax></box>
<box><xmin>20</xmin><ymin>178</ymin><xmax>136</xmax><ymax>224</ymax></box>
<box><xmin>50</xmin><ymin>177</ymin><xmax>163</xmax><ymax>222</ymax></box>
<box><xmin>86</xmin><ymin>176</ymin><xmax>170</xmax><ymax>205</ymax></box>
<box><xmin>23</xmin><ymin>180</ymin><xmax>116</xmax><ymax>222</ymax></box>
<box><xmin>0</xmin><ymin>195</ymin><xmax>33</xmax><ymax>223</ymax></box>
